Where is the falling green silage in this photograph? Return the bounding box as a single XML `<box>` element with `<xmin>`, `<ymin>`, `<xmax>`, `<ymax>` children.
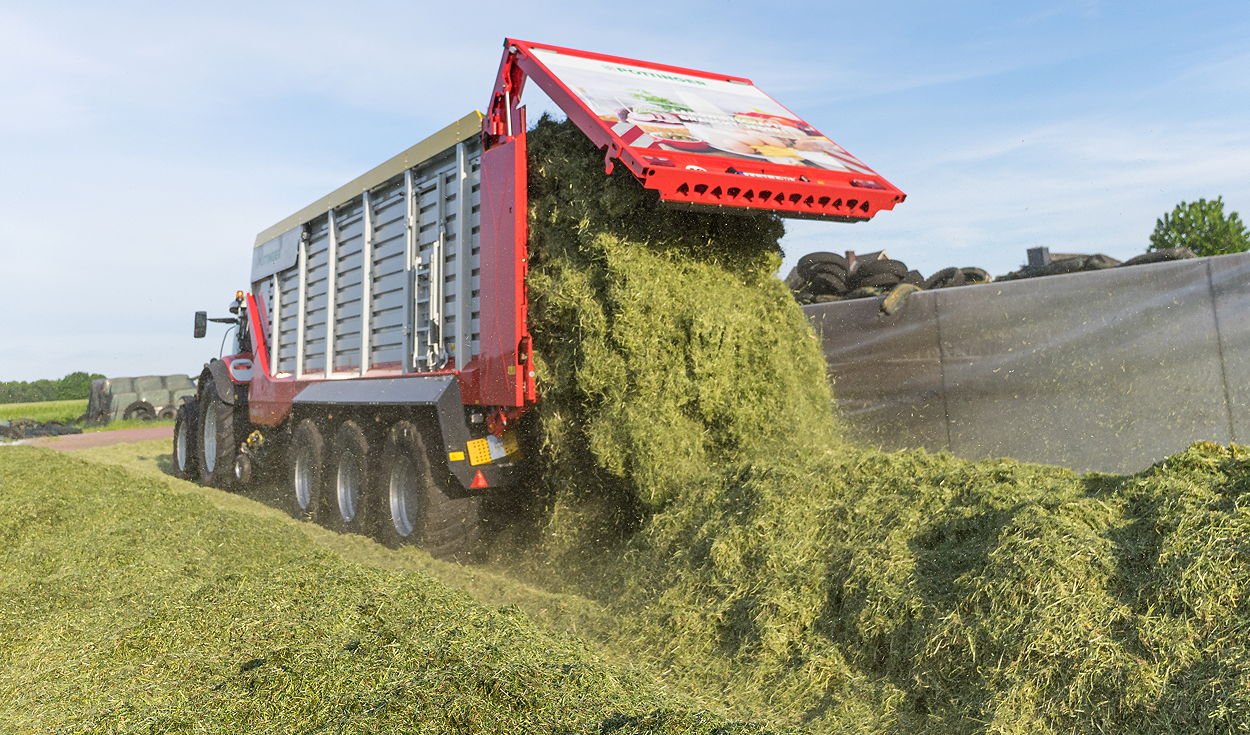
<box><xmin>519</xmin><ymin>117</ymin><xmax>1250</xmax><ymax>733</ymax></box>
<box><xmin>519</xmin><ymin>116</ymin><xmax>837</xmax><ymax>568</ymax></box>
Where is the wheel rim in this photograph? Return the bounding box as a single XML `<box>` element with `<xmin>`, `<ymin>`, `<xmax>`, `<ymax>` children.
<box><xmin>175</xmin><ymin>417</ymin><xmax>189</xmax><ymax>470</ymax></box>
<box><xmin>294</xmin><ymin>449</ymin><xmax>313</xmax><ymax>512</ymax></box>
<box><xmin>202</xmin><ymin>407</ymin><xmax>218</xmax><ymax>472</ymax></box>
<box><xmin>389</xmin><ymin>455</ymin><xmax>420</xmax><ymax>538</ymax></box>
<box><xmin>337</xmin><ymin>451</ymin><xmax>361</xmax><ymax>523</ymax></box>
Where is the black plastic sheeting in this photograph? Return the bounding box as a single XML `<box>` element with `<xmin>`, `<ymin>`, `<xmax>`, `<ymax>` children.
<box><xmin>804</xmin><ymin>251</ymin><xmax>1250</xmax><ymax>474</ymax></box>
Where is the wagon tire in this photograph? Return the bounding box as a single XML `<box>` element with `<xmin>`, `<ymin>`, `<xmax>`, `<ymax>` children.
<box><xmin>289</xmin><ymin>419</ymin><xmax>327</xmax><ymax>522</ymax></box>
<box><xmin>377</xmin><ymin>420</ymin><xmax>481</xmax><ymax>559</ymax></box>
<box><xmin>330</xmin><ymin>421</ymin><xmax>373</xmax><ymax>536</ymax></box>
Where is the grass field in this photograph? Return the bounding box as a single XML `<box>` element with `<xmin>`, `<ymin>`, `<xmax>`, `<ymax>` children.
<box><xmin>0</xmin><ymin>446</ymin><xmax>776</xmax><ymax>734</ymax></box>
<box><xmin>0</xmin><ymin>398</ymin><xmax>174</xmax><ymax>434</ymax></box>
<box><xmin>0</xmin><ymin>398</ymin><xmax>86</xmax><ymax>422</ymax></box>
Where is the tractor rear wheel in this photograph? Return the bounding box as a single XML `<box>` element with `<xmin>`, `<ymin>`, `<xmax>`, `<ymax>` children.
<box><xmin>196</xmin><ymin>377</ymin><xmax>239</xmax><ymax>488</ymax></box>
<box><xmin>172</xmin><ymin>399</ymin><xmax>198</xmax><ymax>480</ymax></box>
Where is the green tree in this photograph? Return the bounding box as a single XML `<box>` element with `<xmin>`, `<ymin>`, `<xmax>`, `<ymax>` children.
<box><xmin>0</xmin><ymin>372</ymin><xmax>106</xmax><ymax>403</ymax></box>
<box><xmin>54</xmin><ymin>372</ymin><xmax>104</xmax><ymax>400</ymax></box>
<box><xmin>1149</xmin><ymin>197</ymin><xmax>1250</xmax><ymax>256</ymax></box>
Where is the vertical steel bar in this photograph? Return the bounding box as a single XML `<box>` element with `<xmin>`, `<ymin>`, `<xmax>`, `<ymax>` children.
<box><xmin>295</xmin><ymin>231</ymin><xmax>308</xmax><ymax>378</ymax></box>
<box><xmin>270</xmin><ymin>274</ymin><xmax>280</xmax><ymax>375</ymax></box>
<box><xmin>360</xmin><ymin>190</ymin><xmax>373</xmax><ymax>376</ymax></box>
<box><xmin>454</xmin><ymin>142</ymin><xmax>471</xmax><ymax>370</ymax></box>
<box><xmin>325</xmin><ymin>208</ymin><xmax>338</xmax><ymax>374</ymax></box>
<box><xmin>429</xmin><ymin>171</ymin><xmax>445</xmax><ymax>367</ymax></box>
<box><xmin>403</xmin><ymin>168</ymin><xmax>416</xmax><ymax>373</ymax></box>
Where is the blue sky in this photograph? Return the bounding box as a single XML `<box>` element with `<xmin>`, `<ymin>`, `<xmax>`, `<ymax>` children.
<box><xmin>1</xmin><ymin>1</ymin><xmax>1248</xmax><ymax>381</ymax></box>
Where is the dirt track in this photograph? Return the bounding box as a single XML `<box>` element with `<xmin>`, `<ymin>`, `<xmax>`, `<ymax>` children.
<box><xmin>27</xmin><ymin>426</ymin><xmax>173</xmax><ymax>451</ymax></box>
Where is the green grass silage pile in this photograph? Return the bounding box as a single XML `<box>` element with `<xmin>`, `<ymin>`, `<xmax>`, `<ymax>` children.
<box><xmin>0</xmin><ymin>446</ymin><xmax>774</xmax><ymax>734</ymax></box>
<box><xmin>519</xmin><ymin>117</ymin><xmax>1250</xmax><ymax>733</ymax></box>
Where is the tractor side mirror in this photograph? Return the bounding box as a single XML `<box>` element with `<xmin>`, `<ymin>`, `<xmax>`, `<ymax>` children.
<box><xmin>193</xmin><ymin>311</ymin><xmax>207</xmax><ymax>339</ymax></box>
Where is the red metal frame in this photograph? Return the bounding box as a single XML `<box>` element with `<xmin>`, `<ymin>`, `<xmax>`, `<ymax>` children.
<box><xmin>244</xmin><ymin>293</ymin><xmax>308</xmax><ymax>426</ymax></box>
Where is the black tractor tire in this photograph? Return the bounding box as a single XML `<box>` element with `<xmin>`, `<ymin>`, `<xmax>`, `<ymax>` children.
<box><xmin>959</xmin><ymin>267</ymin><xmax>992</xmax><ymax>284</ymax></box>
<box><xmin>845</xmin><ymin>286</ymin><xmax>885</xmax><ymax>300</ymax></box>
<box><xmin>377</xmin><ymin>420</ymin><xmax>482</xmax><ymax>558</ymax></box>
<box><xmin>1040</xmin><ymin>257</ymin><xmax>1089</xmax><ymax>276</ymax></box>
<box><xmin>157</xmin><ymin>405</ymin><xmax>177</xmax><ymax>420</ymax></box>
<box><xmin>172</xmin><ymin>398</ymin><xmax>199</xmax><ymax>480</ymax></box>
<box><xmin>289</xmin><ymin>419</ymin><xmax>327</xmax><ymax>521</ymax></box>
<box><xmin>923</xmin><ymin>267</ymin><xmax>959</xmax><ymax>289</ymax></box>
<box><xmin>329</xmin><ymin>421</ymin><xmax>374</xmax><ymax>536</ymax></box>
<box><xmin>853</xmin><ymin>258</ymin><xmax>908</xmax><ymax>279</ymax></box>
<box><xmin>1121</xmin><ymin>248</ymin><xmax>1196</xmax><ymax>267</ymax></box>
<box><xmin>855</xmin><ymin>272</ymin><xmax>904</xmax><ymax>289</ymax></box>
<box><xmin>1084</xmin><ymin>254</ymin><xmax>1121</xmax><ymax>269</ymax></box>
<box><xmin>797</xmin><ymin>251</ymin><xmax>848</xmax><ymax>278</ymax></box>
<box><xmin>807</xmin><ymin>261</ymin><xmax>849</xmax><ymax>279</ymax></box>
<box><xmin>809</xmin><ymin>272</ymin><xmax>848</xmax><ymax>294</ymax></box>
<box><xmin>123</xmin><ymin>402</ymin><xmax>155</xmax><ymax>422</ymax></box>
<box><xmin>196</xmin><ymin>377</ymin><xmax>239</xmax><ymax>488</ymax></box>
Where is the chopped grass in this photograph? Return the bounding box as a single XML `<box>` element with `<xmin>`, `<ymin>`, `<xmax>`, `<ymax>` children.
<box><xmin>0</xmin><ymin>398</ymin><xmax>86</xmax><ymax>423</ymax></box>
<box><xmin>509</xmin><ymin>117</ymin><xmax>1250</xmax><ymax>733</ymax></box>
<box><xmin>0</xmin><ymin>445</ymin><xmax>779</xmax><ymax>734</ymax></box>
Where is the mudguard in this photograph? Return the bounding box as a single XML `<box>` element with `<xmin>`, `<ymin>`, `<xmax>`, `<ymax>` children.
<box><xmin>203</xmin><ymin>360</ymin><xmax>237</xmax><ymax>406</ymax></box>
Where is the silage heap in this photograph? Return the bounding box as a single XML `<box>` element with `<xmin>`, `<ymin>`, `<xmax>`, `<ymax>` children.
<box><xmin>521</xmin><ymin>117</ymin><xmax>1250</xmax><ymax>733</ymax></box>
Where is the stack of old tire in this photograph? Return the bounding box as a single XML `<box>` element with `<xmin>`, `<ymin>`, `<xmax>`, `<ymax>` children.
<box><xmin>997</xmin><ymin>247</ymin><xmax>1195</xmax><ymax>281</ymax></box>
<box><xmin>789</xmin><ymin>247</ymin><xmax>1198</xmax><ymax>305</ymax></box>
<box><xmin>789</xmin><ymin>252</ymin><xmax>989</xmax><ymax>304</ymax></box>
<box><xmin>788</xmin><ymin>252</ymin><xmax>850</xmax><ymax>303</ymax></box>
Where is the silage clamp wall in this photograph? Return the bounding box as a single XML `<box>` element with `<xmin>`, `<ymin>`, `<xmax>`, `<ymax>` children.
<box><xmin>806</xmin><ymin>251</ymin><xmax>1250</xmax><ymax>473</ymax></box>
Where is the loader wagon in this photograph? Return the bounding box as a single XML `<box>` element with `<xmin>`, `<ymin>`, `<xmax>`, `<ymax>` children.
<box><xmin>175</xmin><ymin>38</ymin><xmax>905</xmax><ymax>555</ymax></box>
